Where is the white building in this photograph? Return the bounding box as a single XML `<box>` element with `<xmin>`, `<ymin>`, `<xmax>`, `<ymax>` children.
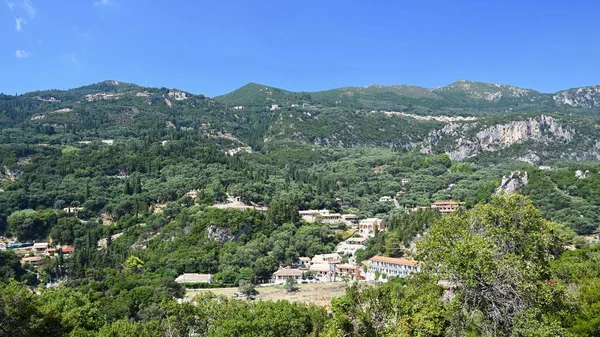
<box><xmin>341</xmin><ymin>214</ymin><xmax>358</xmax><ymax>225</ymax></box>
<box><xmin>175</xmin><ymin>273</ymin><xmax>212</xmax><ymax>284</ymax></box>
<box><xmin>379</xmin><ymin>196</ymin><xmax>393</xmax><ymax>202</ymax></box>
<box><xmin>298</xmin><ymin>256</ymin><xmax>311</xmax><ymax>268</ymax></box>
<box><xmin>273</xmin><ymin>269</ymin><xmax>304</xmax><ymax>284</ymax></box>
<box><xmin>401</xmin><ymin>178</ymin><xmax>411</xmax><ymax>185</ymax></box>
<box><xmin>311</xmin><ymin>253</ymin><xmax>342</xmax><ymax>264</ymax></box>
<box><xmin>359</xmin><ymin>218</ymin><xmax>386</xmax><ymax>237</ymax></box>
<box><xmin>335</xmin><ymin>236</ymin><xmax>368</xmax><ymax>256</ymax></box>
<box><xmin>335</xmin><ymin>242</ymin><xmax>366</xmax><ymax>256</ymax></box>
<box><xmin>367</xmin><ymin>256</ymin><xmax>420</xmax><ymax>281</ymax></box>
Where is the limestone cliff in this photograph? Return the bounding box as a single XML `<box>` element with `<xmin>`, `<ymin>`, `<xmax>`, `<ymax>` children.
<box><xmin>421</xmin><ymin>115</ymin><xmax>574</xmax><ymax>161</ymax></box>
<box><xmin>496</xmin><ymin>171</ymin><xmax>528</xmax><ymax>194</ymax></box>
<box><xmin>554</xmin><ymin>86</ymin><xmax>600</xmax><ymax>108</ymax></box>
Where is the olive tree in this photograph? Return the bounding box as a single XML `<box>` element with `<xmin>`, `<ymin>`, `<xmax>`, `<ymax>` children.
<box><xmin>419</xmin><ymin>193</ymin><xmax>574</xmax><ymax>336</ymax></box>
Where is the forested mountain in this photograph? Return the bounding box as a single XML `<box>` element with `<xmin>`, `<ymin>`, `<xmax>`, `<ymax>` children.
<box><xmin>216</xmin><ymin>79</ymin><xmax>600</xmax><ymax>115</ymax></box>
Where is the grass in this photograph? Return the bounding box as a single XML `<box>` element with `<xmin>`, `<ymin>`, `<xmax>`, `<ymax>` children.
<box><xmin>186</xmin><ymin>282</ymin><xmax>348</xmax><ymax>308</ymax></box>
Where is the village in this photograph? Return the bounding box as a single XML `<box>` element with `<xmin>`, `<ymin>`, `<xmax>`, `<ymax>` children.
<box><xmin>176</xmin><ymin>188</ymin><xmax>460</xmax><ymax>298</ymax></box>
<box><xmin>1</xmin><ymin>180</ymin><xmax>460</xmax><ymax>299</ymax></box>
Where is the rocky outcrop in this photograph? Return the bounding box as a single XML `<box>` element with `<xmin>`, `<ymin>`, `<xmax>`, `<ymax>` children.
<box><xmin>554</xmin><ymin>86</ymin><xmax>600</xmax><ymax>108</ymax></box>
<box><xmin>0</xmin><ymin>166</ymin><xmax>23</xmax><ymax>183</ymax></box>
<box><xmin>207</xmin><ymin>226</ymin><xmax>234</xmax><ymax>243</ymax></box>
<box><xmin>421</xmin><ymin>115</ymin><xmax>574</xmax><ymax>160</ymax></box>
<box><xmin>496</xmin><ymin>171</ymin><xmax>528</xmax><ymax>194</ymax></box>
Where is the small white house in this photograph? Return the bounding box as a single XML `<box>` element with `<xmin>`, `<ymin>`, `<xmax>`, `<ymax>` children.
<box><xmin>273</xmin><ymin>269</ymin><xmax>304</xmax><ymax>284</ymax></box>
<box><xmin>175</xmin><ymin>273</ymin><xmax>212</xmax><ymax>284</ymax></box>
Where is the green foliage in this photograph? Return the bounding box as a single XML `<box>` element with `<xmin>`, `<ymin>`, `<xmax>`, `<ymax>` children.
<box><xmin>284</xmin><ymin>277</ymin><xmax>299</xmax><ymax>293</ymax></box>
<box><xmin>238</xmin><ymin>279</ymin><xmax>257</xmax><ymax>296</ymax></box>
<box><xmin>326</xmin><ymin>276</ymin><xmax>448</xmax><ymax>336</ymax></box>
<box><xmin>419</xmin><ymin>194</ymin><xmax>573</xmax><ymax>336</ymax></box>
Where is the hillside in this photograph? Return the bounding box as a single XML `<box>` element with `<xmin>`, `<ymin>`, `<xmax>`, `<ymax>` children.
<box><xmin>3</xmin><ymin>80</ymin><xmax>600</xmax><ymax>336</ymax></box>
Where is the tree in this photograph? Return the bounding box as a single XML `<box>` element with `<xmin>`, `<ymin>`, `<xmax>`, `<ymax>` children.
<box><xmin>383</xmin><ymin>232</ymin><xmax>403</xmax><ymax>258</ymax></box>
<box><xmin>284</xmin><ymin>278</ymin><xmax>299</xmax><ymax>293</ymax></box>
<box><xmin>418</xmin><ymin>194</ymin><xmax>573</xmax><ymax>336</ymax></box>
<box><xmin>238</xmin><ymin>279</ymin><xmax>257</xmax><ymax>296</ymax></box>
<box><xmin>125</xmin><ymin>256</ymin><xmax>145</xmax><ymax>272</ymax></box>
<box><xmin>267</xmin><ymin>194</ymin><xmax>300</xmax><ymax>225</ymax></box>
<box><xmin>6</xmin><ymin>209</ymin><xmax>55</xmax><ymax>241</ymax></box>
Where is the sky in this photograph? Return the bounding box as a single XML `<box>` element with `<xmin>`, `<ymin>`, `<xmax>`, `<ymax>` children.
<box><xmin>2</xmin><ymin>0</ymin><xmax>600</xmax><ymax>97</ymax></box>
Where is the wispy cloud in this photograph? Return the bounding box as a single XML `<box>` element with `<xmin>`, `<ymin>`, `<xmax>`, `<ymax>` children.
<box><xmin>15</xmin><ymin>49</ymin><xmax>30</xmax><ymax>58</ymax></box>
<box><xmin>21</xmin><ymin>0</ymin><xmax>35</xmax><ymax>18</ymax></box>
<box><xmin>15</xmin><ymin>17</ymin><xmax>26</xmax><ymax>31</ymax></box>
<box><xmin>94</xmin><ymin>0</ymin><xmax>109</xmax><ymax>6</ymax></box>
<box><xmin>6</xmin><ymin>1</ymin><xmax>14</xmax><ymax>10</ymax></box>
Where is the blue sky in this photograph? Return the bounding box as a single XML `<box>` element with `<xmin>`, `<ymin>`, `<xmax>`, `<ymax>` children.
<box><xmin>2</xmin><ymin>0</ymin><xmax>599</xmax><ymax>97</ymax></box>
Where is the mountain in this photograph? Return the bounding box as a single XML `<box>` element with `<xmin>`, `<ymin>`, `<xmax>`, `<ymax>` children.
<box><xmin>554</xmin><ymin>85</ymin><xmax>600</xmax><ymax>108</ymax></box>
<box><xmin>216</xmin><ymin>80</ymin><xmax>600</xmax><ymax>116</ymax></box>
<box><xmin>3</xmin><ymin>79</ymin><xmax>600</xmax><ymax>164</ymax></box>
<box><xmin>213</xmin><ymin>82</ymin><xmax>305</xmax><ymax>107</ymax></box>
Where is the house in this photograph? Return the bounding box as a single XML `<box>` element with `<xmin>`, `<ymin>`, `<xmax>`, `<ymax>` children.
<box><xmin>33</xmin><ymin>242</ymin><xmax>49</xmax><ymax>252</ymax></box>
<box><xmin>63</xmin><ymin>207</ymin><xmax>84</xmax><ymax>214</ymax></box>
<box><xmin>270</xmin><ymin>104</ymin><xmax>280</xmax><ymax>111</ymax></box>
<box><xmin>401</xmin><ymin>178</ymin><xmax>411</xmax><ymax>185</ymax></box>
<box><xmin>101</xmin><ymin>139</ymin><xmax>114</xmax><ymax>145</ymax></box>
<box><xmin>299</xmin><ymin>209</ymin><xmax>342</xmax><ymax>224</ymax></box>
<box><xmin>21</xmin><ymin>256</ymin><xmax>42</xmax><ymax>266</ymax></box>
<box><xmin>341</xmin><ymin>214</ymin><xmax>358</xmax><ymax>225</ymax></box>
<box><xmin>272</xmin><ymin>269</ymin><xmax>303</xmax><ymax>284</ymax></box>
<box><xmin>345</xmin><ymin>236</ymin><xmax>368</xmax><ymax>245</ymax></box>
<box><xmin>298</xmin><ymin>257</ymin><xmax>311</xmax><ymax>268</ymax></box>
<box><xmin>336</xmin><ymin>264</ymin><xmax>360</xmax><ymax>279</ymax></box>
<box><xmin>359</xmin><ymin>218</ymin><xmax>386</xmax><ymax>237</ymax></box>
<box><xmin>367</xmin><ymin>256</ymin><xmax>420</xmax><ymax>281</ymax></box>
<box><xmin>379</xmin><ymin>196</ymin><xmax>393</xmax><ymax>202</ymax></box>
<box><xmin>335</xmin><ymin>242</ymin><xmax>366</xmax><ymax>256</ymax></box>
<box><xmin>320</xmin><ymin>212</ymin><xmax>342</xmax><ymax>224</ymax></box>
<box><xmin>61</xmin><ymin>246</ymin><xmax>75</xmax><ymax>254</ymax></box>
<box><xmin>408</xmin><ymin>206</ymin><xmax>430</xmax><ymax>214</ymax></box>
<box><xmin>430</xmin><ymin>201</ymin><xmax>459</xmax><ymax>215</ymax></box>
<box><xmin>175</xmin><ymin>273</ymin><xmax>212</xmax><ymax>284</ymax></box>
<box><xmin>308</xmin><ymin>263</ymin><xmax>335</xmax><ymax>279</ymax></box>
<box><xmin>311</xmin><ymin>253</ymin><xmax>342</xmax><ymax>264</ymax></box>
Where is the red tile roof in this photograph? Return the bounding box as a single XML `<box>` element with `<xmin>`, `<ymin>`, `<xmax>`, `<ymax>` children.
<box><xmin>61</xmin><ymin>246</ymin><xmax>75</xmax><ymax>253</ymax></box>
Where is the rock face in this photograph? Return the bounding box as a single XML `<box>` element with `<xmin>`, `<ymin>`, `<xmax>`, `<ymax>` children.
<box><xmin>421</xmin><ymin>115</ymin><xmax>574</xmax><ymax>161</ymax></box>
<box><xmin>554</xmin><ymin>86</ymin><xmax>600</xmax><ymax>108</ymax></box>
<box><xmin>496</xmin><ymin>171</ymin><xmax>528</xmax><ymax>194</ymax></box>
<box><xmin>207</xmin><ymin>226</ymin><xmax>234</xmax><ymax>243</ymax></box>
<box><xmin>575</xmin><ymin>170</ymin><xmax>589</xmax><ymax>179</ymax></box>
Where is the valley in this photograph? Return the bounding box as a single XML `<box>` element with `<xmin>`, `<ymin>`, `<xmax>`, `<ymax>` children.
<box><xmin>1</xmin><ymin>79</ymin><xmax>600</xmax><ymax>336</ymax></box>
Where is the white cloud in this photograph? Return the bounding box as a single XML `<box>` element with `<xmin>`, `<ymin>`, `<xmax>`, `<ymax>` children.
<box><xmin>21</xmin><ymin>0</ymin><xmax>35</xmax><ymax>18</ymax></box>
<box><xmin>94</xmin><ymin>0</ymin><xmax>108</xmax><ymax>6</ymax></box>
<box><xmin>6</xmin><ymin>1</ymin><xmax>15</xmax><ymax>10</ymax></box>
<box><xmin>15</xmin><ymin>17</ymin><xmax>26</xmax><ymax>31</ymax></box>
<box><xmin>15</xmin><ymin>49</ymin><xmax>30</xmax><ymax>58</ymax></box>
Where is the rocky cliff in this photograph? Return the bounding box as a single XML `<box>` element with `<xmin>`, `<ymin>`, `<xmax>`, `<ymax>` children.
<box><xmin>496</xmin><ymin>171</ymin><xmax>528</xmax><ymax>194</ymax></box>
<box><xmin>421</xmin><ymin>115</ymin><xmax>575</xmax><ymax>160</ymax></box>
<box><xmin>554</xmin><ymin>86</ymin><xmax>600</xmax><ymax>108</ymax></box>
